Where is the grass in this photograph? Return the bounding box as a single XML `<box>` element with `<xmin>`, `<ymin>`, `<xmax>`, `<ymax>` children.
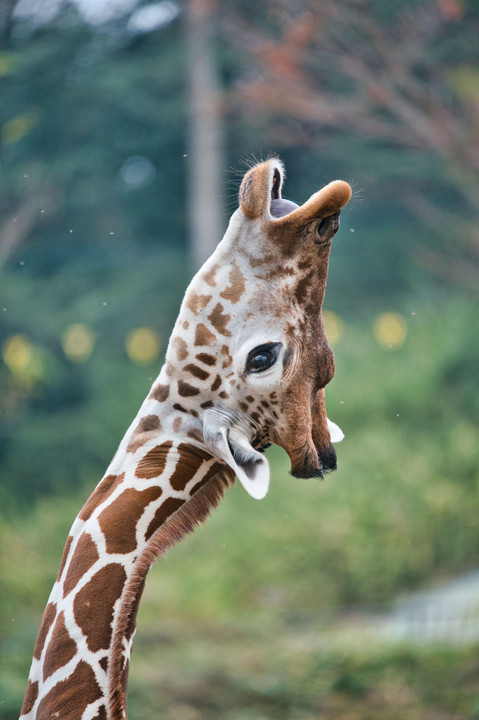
<box><xmin>127</xmin><ymin>618</ymin><xmax>479</xmax><ymax>720</ymax></box>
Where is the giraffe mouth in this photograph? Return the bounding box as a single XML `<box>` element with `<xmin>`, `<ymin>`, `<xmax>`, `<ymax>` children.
<box><xmin>289</xmin><ymin>441</ymin><xmax>338</xmax><ymax>480</ymax></box>
<box><xmin>270</xmin><ymin>197</ymin><xmax>300</xmax><ymax>218</ymax></box>
<box><xmin>254</xmin><ymin>441</ymin><xmax>272</xmax><ymax>454</ymax></box>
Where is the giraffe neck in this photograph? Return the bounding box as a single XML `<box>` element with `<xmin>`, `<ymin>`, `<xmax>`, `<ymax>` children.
<box><xmin>21</xmin><ymin>434</ymin><xmax>234</xmax><ymax>720</ymax></box>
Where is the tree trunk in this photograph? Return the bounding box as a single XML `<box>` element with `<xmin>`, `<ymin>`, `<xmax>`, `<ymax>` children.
<box><xmin>186</xmin><ymin>0</ymin><xmax>224</xmax><ymax>270</ymax></box>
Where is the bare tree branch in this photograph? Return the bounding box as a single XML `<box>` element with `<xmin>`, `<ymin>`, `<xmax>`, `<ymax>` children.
<box><xmin>0</xmin><ymin>193</ymin><xmax>57</xmax><ymax>268</ymax></box>
<box><xmin>218</xmin><ymin>0</ymin><xmax>479</xmax><ymax>288</ymax></box>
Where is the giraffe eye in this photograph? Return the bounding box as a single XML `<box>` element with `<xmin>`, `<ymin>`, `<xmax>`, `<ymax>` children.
<box><xmin>246</xmin><ymin>343</ymin><xmax>282</xmax><ymax>374</ymax></box>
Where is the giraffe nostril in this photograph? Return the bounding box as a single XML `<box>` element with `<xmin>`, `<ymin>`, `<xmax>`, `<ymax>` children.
<box><xmin>315</xmin><ymin>213</ymin><xmax>340</xmax><ymax>244</ymax></box>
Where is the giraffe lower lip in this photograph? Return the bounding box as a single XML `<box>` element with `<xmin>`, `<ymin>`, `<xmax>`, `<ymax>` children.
<box><xmin>290</xmin><ymin>466</ymin><xmax>325</xmax><ymax>480</ymax></box>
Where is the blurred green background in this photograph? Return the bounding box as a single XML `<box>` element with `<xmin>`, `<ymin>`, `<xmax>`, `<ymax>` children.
<box><xmin>1</xmin><ymin>1</ymin><xmax>478</xmax><ymax>718</ymax></box>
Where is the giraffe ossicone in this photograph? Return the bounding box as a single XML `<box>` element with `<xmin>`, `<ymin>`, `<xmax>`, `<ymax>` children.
<box><xmin>21</xmin><ymin>157</ymin><xmax>351</xmax><ymax>720</ymax></box>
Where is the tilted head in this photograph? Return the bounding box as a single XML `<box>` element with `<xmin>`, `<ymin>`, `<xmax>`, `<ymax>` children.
<box><xmin>153</xmin><ymin>158</ymin><xmax>351</xmax><ymax>499</ymax></box>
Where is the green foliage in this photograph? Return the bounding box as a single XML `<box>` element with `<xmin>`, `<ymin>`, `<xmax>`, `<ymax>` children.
<box><xmin>1</xmin><ymin>18</ymin><xmax>187</xmax><ymax>258</ymax></box>
<box><xmin>125</xmin><ymin>638</ymin><xmax>479</xmax><ymax>720</ymax></box>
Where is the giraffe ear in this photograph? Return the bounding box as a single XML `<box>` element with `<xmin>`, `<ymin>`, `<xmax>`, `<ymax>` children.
<box><xmin>203</xmin><ymin>414</ymin><xmax>270</xmax><ymax>500</ymax></box>
<box><xmin>239</xmin><ymin>158</ymin><xmax>285</xmax><ymax>220</ymax></box>
<box><xmin>327</xmin><ymin>418</ymin><xmax>344</xmax><ymax>443</ymax></box>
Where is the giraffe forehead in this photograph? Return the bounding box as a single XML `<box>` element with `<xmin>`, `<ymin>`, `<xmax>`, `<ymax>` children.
<box><xmin>187</xmin><ymin>258</ymin><xmax>315</xmax><ymax>321</ymax></box>
<box><xmin>170</xmin><ymin>267</ymin><xmax>314</xmax><ymax>372</ymax></box>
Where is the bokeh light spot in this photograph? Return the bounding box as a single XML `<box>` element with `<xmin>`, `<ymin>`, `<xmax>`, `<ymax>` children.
<box><xmin>126</xmin><ymin>327</ymin><xmax>161</xmax><ymax>365</ymax></box>
<box><xmin>323</xmin><ymin>310</ymin><xmax>344</xmax><ymax>346</ymax></box>
<box><xmin>62</xmin><ymin>324</ymin><xmax>95</xmax><ymax>363</ymax></box>
<box><xmin>2</xmin><ymin>108</ymin><xmax>41</xmax><ymax>144</ymax></box>
<box><xmin>127</xmin><ymin>2</ymin><xmax>180</xmax><ymax>33</ymax></box>
<box><xmin>2</xmin><ymin>334</ymin><xmax>46</xmax><ymax>387</ymax></box>
<box><xmin>0</xmin><ymin>53</ymin><xmax>14</xmax><ymax>76</ymax></box>
<box><xmin>2</xmin><ymin>334</ymin><xmax>34</xmax><ymax>372</ymax></box>
<box><xmin>119</xmin><ymin>155</ymin><xmax>156</xmax><ymax>190</ymax></box>
<box><xmin>373</xmin><ymin>312</ymin><xmax>407</xmax><ymax>350</ymax></box>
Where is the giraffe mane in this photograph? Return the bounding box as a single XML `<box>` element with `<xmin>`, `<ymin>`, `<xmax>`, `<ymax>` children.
<box><xmin>108</xmin><ymin>464</ymin><xmax>234</xmax><ymax>718</ymax></box>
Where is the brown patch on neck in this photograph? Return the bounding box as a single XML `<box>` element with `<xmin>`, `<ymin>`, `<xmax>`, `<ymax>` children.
<box><xmin>178</xmin><ymin>379</ymin><xmax>201</xmax><ymax>397</ymax></box>
<box><xmin>168</xmin><ymin>443</ymin><xmax>213</xmax><ymax>491</ymax></box>
<box><xmin>172</xmin><ymin>336</ymin><xmax>188</xmax><ymax>361</ymax></box>
<box><xmin>149</xmin><ymin>383</ymin><xmax>170</xmax><ymax>402</ymax></box>
<box><xmin>74</xmin><ymin>564</ymin><xmax>127</xmax><ymax>653</ymax></box>
<box><xmin>135</xmin><ymin>441</ymin><xmax>173</xmax><ymax>479</ymax></box>
<box><xmin>107</xmin><ymin>464</ymin><xmax>234</xmax><ymax>720</ymax></box>
<box><xmin>56</xmin><ymin>534</ymin><xmax>73</xmax><ymax>581</ymax></box>
<box><xmin>36</xmin><ymin>660</ymin><xmax>102</xmax><ymax>719</ymax></box>
<box><xmin>208</xmin><ymin>303</ymin><xmax>232</xmax><ymax>337</ymax></box>
<box><xmin>220</xmin><ymin>262</ymin><xmax>246</xmax><ymax>304</ymax></box>
<box><xmin>98</xmin><ymin>485</ymin><xmax>163</xmax><ymax>553</ymax></box>
<box><xmin>202</xmin><ymin>263</ymin><xmax>219</xmax><ymax>287</ymax></box>
<box><xmin>190</xmin><ymin>461</ymin><xmax>225</xmax><ymax>493</ymax></box>
<box><xmin>42</xmin><ymin>611</ymin><xmax>77</xmax><ymax>681</ymax></box>
<box><xmin>194</xmin><ymin>323</ymin><xmax>217</xmax><ymax>347</ymax></box>
<box><xmin>20</xmin><ymin>680</ymin><xmax>38</xmax><ymax>715</ymax></box>
<box><xmin>63</xmin><ymin>532</ymin><xmax>99</xmax><ymax>596</ymax></box>
<box><xmin>33</xmin><ymin>602</ymin><xmax>57</xmax><ymax>660</ymax></box>
<box><xmin>127</xmin><ymin>414</ymin><xmax>162</xmax><ymax>453</ymax></box>
<box><xmin>78</xmin><ymin>473</ymin><xmax>126</xmax><ymax>522</ymax></box>
<box><xmin>185</xmin><ymin>291</ymin><xmax>212</xmax><ymax>314</ymax></box>
<box><xmin>145</xmin><ymin>497</ymin><xmax>186</xmax><ymax>541</ymax></box>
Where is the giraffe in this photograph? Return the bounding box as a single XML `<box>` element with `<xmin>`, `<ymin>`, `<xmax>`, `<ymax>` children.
<box><xmin>20</xmin><ymin>157</ymin><xmax>351</xmax><ymax>720</ymax></box>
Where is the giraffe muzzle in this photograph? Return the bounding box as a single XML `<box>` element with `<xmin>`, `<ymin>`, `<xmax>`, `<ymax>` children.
<box><xmin>289</xmin><ymin>441</ymin><xmax>337</xmax><ymax>479</ymax></box>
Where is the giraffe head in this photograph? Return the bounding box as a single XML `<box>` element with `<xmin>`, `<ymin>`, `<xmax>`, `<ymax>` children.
<box><xmin>157</xmin><ymin>158</ymin><xmax>351</xmax><ymax>499</ymax></box>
